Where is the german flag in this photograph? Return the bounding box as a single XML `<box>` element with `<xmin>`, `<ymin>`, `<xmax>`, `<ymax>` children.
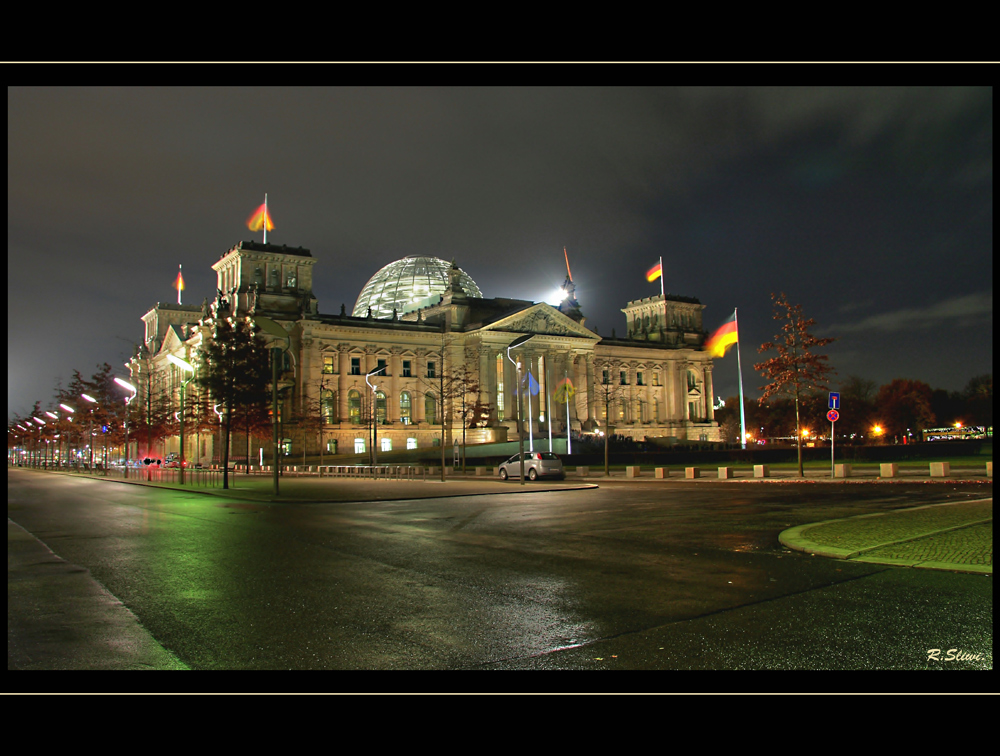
<box><xmin>705</xmin><ymin>311</ymin><xmax>738</xmax><ymax>358</ymax></box>
<box><xmin>646</xmin><ymin>261</ymin><xmax>662</xmax><ymax>282</ymax></box>
<box><xmin>247</xmin><ymin>203</ymin><xmax>274</xmax><ymax>232</ymax></box>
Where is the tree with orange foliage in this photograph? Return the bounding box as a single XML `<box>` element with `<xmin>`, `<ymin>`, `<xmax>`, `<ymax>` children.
<box><xmin>755</xmin><ymin>293</ymin><xmax>836</xmax><ymax>477</ymax></box>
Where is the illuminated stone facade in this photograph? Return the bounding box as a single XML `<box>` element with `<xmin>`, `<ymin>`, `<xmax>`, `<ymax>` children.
<box><xmin>128</xmin><ymin>240</ymin><xmax>719</xmax><ymax>464</ymax></box>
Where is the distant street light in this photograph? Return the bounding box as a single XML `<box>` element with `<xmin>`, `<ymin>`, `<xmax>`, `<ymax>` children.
<box><xmin>82</xmin><ymin>393</ymin><xmax>98</xmax><ymax>472</ymax></box>
<box><xmin>114</xmin><ymin>377</ymin><xmax>137</xmax><ymax>478</ymax></box>
<box><xmin>167</xmin><ymin>354</ymin><xmax>195</xmax><ymax>484</ymax></box>
<box><xmin>366</xmin><ymin>365</ymin><xmax>386</xmax><ymax>466</ymax></box>
<box><xmin>506</xmin><ymin>334</ymin><xmax>533</xmax><ymax>485</ymax></box>
<box><xmin>59</xmin><ymin>404</ymin><xmax>77</xmax><ymax>468</ymax></box>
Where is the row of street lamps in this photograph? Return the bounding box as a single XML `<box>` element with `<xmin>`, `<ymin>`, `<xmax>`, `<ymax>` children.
<box><xmin>11</xmin><ymin>383</ymin><xmax>135</xmax><ymax>473</ymax></box>
<box><xmin>15</xmin><ymin>330</ymin><xmax>543</xmax><ymax>489</ymax></box>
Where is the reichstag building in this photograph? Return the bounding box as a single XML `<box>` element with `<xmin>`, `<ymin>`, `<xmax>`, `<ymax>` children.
<box><xmin>128</xmin><ymin>240</ymin><xmax>719</xmax><ymax>464</ymax></box>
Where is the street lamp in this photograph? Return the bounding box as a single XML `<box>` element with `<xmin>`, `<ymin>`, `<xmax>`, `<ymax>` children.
<box><xmin>32</xmin><ymin>417</ymin><xmax>46</xmax><ymax>468</ymax></box>
<box><xmin>366</xmin><ymin>365</ymin><xmax>386</xmax><ymax>467</ymax></box>
<box><xmin>81</xmin><ymin>393</ymin><xmax>98</xmax><ymax>472</ymax></box>
<box><xmin>506</xmin><ymin>334</ymin><xmax>533</xmax><ymax>485</ymax></box>
<box><xmin>59</xmin><ymin>404</ymin><xmax>77</xmax><ymax>469</ymax></box>
<box><xmin>253</xmin><ymin>315</ymin><xmax>291</xmax><ymax>497</ymax></box>
<box><xmin>167</xmin><ymin>354</ymin><xmax>195</xmax><ymax>485</ymax></box>
<box><xmin>114</xmin><ymin>377</ymin><xmax>137</xmax><ymax>478</ymax></box>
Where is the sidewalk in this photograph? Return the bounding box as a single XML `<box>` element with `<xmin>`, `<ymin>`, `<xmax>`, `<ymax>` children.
<box><xmin>779</xmin><ymin>499</ymin><xmax>993</xmax><ymax>575</ymax></box>
<box><xmin>24</xmin><ymin>467</ymin><xmax>598</xmax><ymax>504</ymax></box>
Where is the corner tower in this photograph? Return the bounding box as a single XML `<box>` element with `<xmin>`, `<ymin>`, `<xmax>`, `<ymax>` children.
<box><xmin>211</xmin><ymin>240</ymin><xmax>318</xmax><ymax>318</ymax></box>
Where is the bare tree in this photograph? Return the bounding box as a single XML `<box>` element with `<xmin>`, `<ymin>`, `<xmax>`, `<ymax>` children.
<box><xmin>594</xmin><ymin>358</ymin><xmax>627</xmax><ymax>476</ymax></box>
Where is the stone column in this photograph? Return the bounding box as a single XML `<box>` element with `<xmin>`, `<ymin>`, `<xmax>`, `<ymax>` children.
<box><xmin>553</xmin><ymin>352</ymin><xmax>587</xmax><ymax>427</ymax></box>
<box><xmin>526</xmin><ymin>352</ymin><xmax>540</xmax><ymax>429</ymax></box>
<box><xmin>681</xmin><ymin>362</ymin><xmax>691</xmax><ymax>421</ymax></box>
<box><xmin>299</xmin><ymin>336</ymin><xmax>312</xmax><ymax>417</ymax></box>
<box><xmin>644</xmin><ymin>365</ymin><xmax>652</xmax><ymax>424</ymax></box>
<box><xmin>705</xmin><ymin>364</ymin><xmax>715</xmax><ymax>421</ymax></box>
<box><xmin>583</xmin><ymin>353</ymin><xmax>595</xmax><ymax>427</ymax></box>
<box><xmin>666</xmin><ymin>359</ymin><xmax>679</xmax><ymax>423</ymax></box>
<box><xmin>478</xmin><ymin>347</ymin><xmax>491</xmax><ymax>424</ymax></box>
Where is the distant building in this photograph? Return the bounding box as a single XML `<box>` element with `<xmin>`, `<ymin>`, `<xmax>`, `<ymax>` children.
<box><xmin>128</xmin><ymin>240</ymin><xmax>719</xmax><ymax>464</ymax></box>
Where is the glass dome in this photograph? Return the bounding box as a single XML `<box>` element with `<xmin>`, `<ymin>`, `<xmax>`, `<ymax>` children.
<box><xmin>353</xmin><ymin>256</ymin><xmax>482</xmax><ymax>319</ymax></box>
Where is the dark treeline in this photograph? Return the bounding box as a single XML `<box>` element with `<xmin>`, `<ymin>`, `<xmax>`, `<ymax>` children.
<box><xmin>714</xmin><ymin>373</ymin><xmax>993</xmax><ymax>445</ymax></box>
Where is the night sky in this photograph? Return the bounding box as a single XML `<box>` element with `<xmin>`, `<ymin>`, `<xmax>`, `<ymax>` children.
<box><xmin>7</xmin><ymin>86</ymin><xmax>993</xmax><ymax>421</ymax></box>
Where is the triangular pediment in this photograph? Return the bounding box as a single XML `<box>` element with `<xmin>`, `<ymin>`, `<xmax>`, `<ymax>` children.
<box><xmin>156</xmin><ymin>324</ymin><xmax>188</xmax><ymax>356</ymax></box>
<box><xmin>481</xmin><ymin>303</ymin><xmax>597</xmax><ymax>340</ymax></box>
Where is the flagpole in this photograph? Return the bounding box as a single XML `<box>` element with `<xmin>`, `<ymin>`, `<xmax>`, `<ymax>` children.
<box><xmin>546</xmin><ymin>358</ymin><xmax>553</xmax><ymax>453</ymax></box>
<box><xmin>527</xmin><ymin>369</ymin><xmax>534</xmax><ymax>452</ymax></box>
<box><xmin>263</xmin><ymin>193</ymin><xmax>268</xmax><ymax>244</ymax></box>
<box><xmin>659</xmin><ymin>255</ymin><xmax>667</xmax><ymax>341</ymax></box>
<box><xmin>178</xmin><ymin>264</ymin><xmax>182</xmax><ymax>305</ymax></box>
<box><xmin>565</xmin><ymin>368</ymin><xmax>572</xmax><ymax>455</ymax></box>
<box><xmin>735</xmin><ymin>308</ymin><xmax>746</xmax><ymax>450</ymax></box>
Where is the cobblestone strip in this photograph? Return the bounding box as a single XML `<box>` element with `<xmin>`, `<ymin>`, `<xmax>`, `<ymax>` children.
<box><xmin>800</xmin><ymin>500</ymin><xmax>993</xmax><ymax>553</ymax></box>
<box><xmin>854</xmin><ymin>521</ymin><xmax>993</xmax><ymax>566</ymax></box>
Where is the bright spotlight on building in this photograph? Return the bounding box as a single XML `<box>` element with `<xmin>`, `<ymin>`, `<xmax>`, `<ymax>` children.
<box><xmin>546</xmin><ymin>288</ymin><xmax>568</xmax><ymax>305</ymax></box>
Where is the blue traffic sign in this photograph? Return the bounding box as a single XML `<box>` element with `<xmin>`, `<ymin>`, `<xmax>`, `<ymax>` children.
<box><xmin>829</xmin><ymin>392</ymin><xmax>840</xmax><ymax>410</ymax></box>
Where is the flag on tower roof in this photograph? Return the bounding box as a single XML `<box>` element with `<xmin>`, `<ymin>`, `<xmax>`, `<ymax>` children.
<box><xmin>173</xmin><ymin>265</ymin><xmax>185</xmax><ymax>305</ymax></box>
<box><xmin>247</xmin><ymin>202</ymin><xmax>274</xmax><ymax>232</ymax></box>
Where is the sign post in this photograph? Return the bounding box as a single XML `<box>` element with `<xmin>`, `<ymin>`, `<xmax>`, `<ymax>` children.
<box><xmin>827</xmin><ymin>404</ymin><xmax>840</xmax><ymax>478</ymax></box>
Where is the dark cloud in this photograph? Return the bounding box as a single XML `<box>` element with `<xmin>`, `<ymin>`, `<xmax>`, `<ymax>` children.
<box><xmin>7</xmin><ymin>85</ymin><xmax>992</xmax><ymax>419</ymax></box>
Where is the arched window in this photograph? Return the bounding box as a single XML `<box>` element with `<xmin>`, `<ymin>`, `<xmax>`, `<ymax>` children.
<box><xmin>376</xmin><ymin>390</ymin><xmax>387</xmax><ymax>425</ymax></box>
<box><xmin>348</xmin><ymin>389</ymin><xmax>361</xmax><ymax>425</ymax></box>
<box><xmin>400</xmin><ymin>391</ymin><xmax>411</xmax><ymax>425</ymax></box>
<box><xmin>425</xmin><ymin>393</ymin><xmax>437</xmax><ymax>424</ymax></box>
<box><xmin>322</xmin><ymin>389</ymin><xmax>336</xmax><ymax>424</ymax></box>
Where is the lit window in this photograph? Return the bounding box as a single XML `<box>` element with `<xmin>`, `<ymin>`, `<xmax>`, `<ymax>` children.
<box><xmin>322</xmin><ymin>389</ymin><xmax>336</xmax><ymax>424</ymax></box>
<box><xmin>406</xmin><ymin>438</ymin><xmax>417</xmax><ymax>450</ymax></box>
<box><xmin>323</xmin><ymin>355</ymin><xmax>335</xmax><ymax>374</ymax></box>
<box><xmin>381</xmin><ymin>438</ymin><xmax>391</xmax><ymax>452</ymax></box>
<box><xmin>400</xmin><ymin>391</ymin><xmax>411</xmax><ymax>424</ymax></box>
<box><xmin>348</xmin><ymin>390</ymin><xmax>361</xmax><ymax>425</ymax></box>
<box><xmin>354</xmin><ymin>438</ymin><xmax>365</xmax><ymax>454</ymax></box>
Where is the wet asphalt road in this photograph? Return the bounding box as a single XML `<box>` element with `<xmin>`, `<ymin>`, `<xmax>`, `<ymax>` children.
<box><xmin>7</xmin><ymin>470</ymin><xmax>993</xmax><ymax>674</ymax></box>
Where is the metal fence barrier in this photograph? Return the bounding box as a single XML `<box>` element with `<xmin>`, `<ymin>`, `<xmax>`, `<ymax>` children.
<box><xmin>97</xmin><ymin>466</ymin><xmax>230</xmax><ymax>487</ymax></box>
<box><xmin>318</xmin><ymin>464</ymin><xmax>425</xmax><ymax>480</ymax></box>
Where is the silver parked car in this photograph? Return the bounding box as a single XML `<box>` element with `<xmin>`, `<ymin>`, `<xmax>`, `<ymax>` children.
<box><xmin>498</xmin><ymin>451</ymin><xmax>564</xmax><ymax>481</ymax></box>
